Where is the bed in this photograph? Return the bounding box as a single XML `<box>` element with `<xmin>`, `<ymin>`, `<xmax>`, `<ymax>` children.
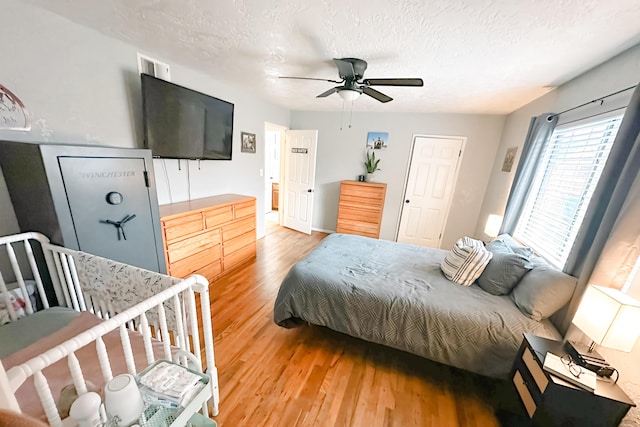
<box><xmin>0</xmin><ymin>232</ymin><xmax>219</xmax><ymax>426</ymax></box>
<box><xmin>274</xmin><ymin>233</ymin><xmax>577</xmax><ymax>378</ymax></box>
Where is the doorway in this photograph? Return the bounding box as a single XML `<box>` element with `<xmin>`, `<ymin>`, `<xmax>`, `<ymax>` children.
<box><xmin>396</xmin><ymin>135</ymin><xmax>465</xmax><ymax>248</ymax></box>
<box><xmin>264</xmin><ymin>123</ymin><xmax>286</xmax><ymax>226</ymax></box>
<box><xmin>263</xmin><ymin>124</ymin><xmax>319</xmax><ymax>234</ymax></box>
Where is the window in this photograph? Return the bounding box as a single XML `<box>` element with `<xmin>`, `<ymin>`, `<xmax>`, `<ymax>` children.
<box><xmin>514</xmin><ymin>113</ymin><xmax>623</xmax><ymax>268</ymax></box>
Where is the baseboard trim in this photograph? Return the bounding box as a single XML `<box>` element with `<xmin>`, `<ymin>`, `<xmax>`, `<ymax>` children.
<box><xmin>311</xmin><ymin>228</ymin><xmax>334</xmax><ymax>234</ymax></box>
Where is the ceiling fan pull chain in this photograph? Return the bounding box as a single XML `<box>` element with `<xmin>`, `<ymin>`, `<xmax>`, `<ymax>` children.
<box><xmin>349</xmin><ymin>100</ymin><xmax>354</xmax><ymax>128</ymax></box>
<box><xmin>340</xmin><ymin>99</ymin><xmax>346</xmax><ymax>131</ymax></box>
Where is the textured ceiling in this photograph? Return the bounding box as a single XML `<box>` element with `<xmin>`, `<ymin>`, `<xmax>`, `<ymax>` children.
<box><xmin>25</xmin><ymin>0</ymin><xmax>640</xmax><ymax>114</ymax></box>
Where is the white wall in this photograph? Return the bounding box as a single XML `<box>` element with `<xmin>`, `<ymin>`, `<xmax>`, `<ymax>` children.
<box><xmin>0</xmin><ymin>0</ymin><xmax>290</xmax><ymax>240</ymax></box>
<box><xmin>290</xmin><ymin>111</ymin><xmax>505</xmax><ymax>248</ymax></box>
<box><xmin>475</xmin><ymin>43</ymin><xmax>640</xmax><ymax>239</ymax></box>
<box><xmin>477</xmin><ymin>42</ymin><xmax>640</xmax><ymax>426</ymax></box>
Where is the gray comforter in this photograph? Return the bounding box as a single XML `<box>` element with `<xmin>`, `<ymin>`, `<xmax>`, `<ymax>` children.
<box><xmin>274</xmin><ymin>233</ymin><xmax>561</xmax><ymax>378</ymax></box>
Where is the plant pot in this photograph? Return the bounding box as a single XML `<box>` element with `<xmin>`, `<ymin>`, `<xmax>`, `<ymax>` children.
<box><xmin>366</xmin><ymin>173</ymin><xmax>376</xmax><ymax>182</ymax></box>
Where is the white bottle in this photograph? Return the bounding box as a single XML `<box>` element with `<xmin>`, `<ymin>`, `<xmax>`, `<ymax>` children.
<box><xmin>69</xmin><ymin>392</ymin><xmax>103</xmax><ymax>427</ymax></box>
<box><xmin>104</xmin><ymin>374</ymin><xmax>144</xmax><ymax>426</ymax></box>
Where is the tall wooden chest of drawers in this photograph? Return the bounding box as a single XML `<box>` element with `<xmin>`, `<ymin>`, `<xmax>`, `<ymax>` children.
<box><xmin>159</xmin><ymin>194</ymin><xmax>256</xmax><ymax>282</ymax></box>
<box><xmin>336</xmin><ymin>180</ymin><xmax>387</xmax><ymax>239</ymax></box>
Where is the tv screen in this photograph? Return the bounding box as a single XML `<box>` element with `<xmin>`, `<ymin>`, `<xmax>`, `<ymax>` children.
<box><xmin>141</xmin><ymin>74</ymin><xmax>234</xmax><ymax>160</ymax></box>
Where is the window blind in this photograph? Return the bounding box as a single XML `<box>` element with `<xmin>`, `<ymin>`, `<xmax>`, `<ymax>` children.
<box><xmin>514</xmin><ymin>114</ymin><xmax>623</xmax><ymax>268</ymax></box>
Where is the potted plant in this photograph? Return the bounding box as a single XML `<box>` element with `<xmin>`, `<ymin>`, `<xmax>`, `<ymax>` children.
<box><xmin>364</xmin><ymin>150</ymin><xmax>380</xmax><ymax>182</ymax></box>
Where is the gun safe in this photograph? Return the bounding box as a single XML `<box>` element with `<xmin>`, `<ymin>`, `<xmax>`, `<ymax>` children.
<box><xmin>0</xmin><ymin>141</ymin><xmax>166</xmax><ymax>274</ymax></box>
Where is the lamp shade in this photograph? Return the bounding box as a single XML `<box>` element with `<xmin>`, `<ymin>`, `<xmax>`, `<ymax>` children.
<box><xmin>338</xmin><ymin>89</ymin><xmax>360</xmax><ymax>101</ymax></box>
<box><xmin>572</xmin><ymin>285</ymin><xmax>640</xmax><ymax>352</ymax></box>
<box><xmin>484</xmin><ymin>214</ymin><xmax>503</xmax><ymax>238</ymax></box>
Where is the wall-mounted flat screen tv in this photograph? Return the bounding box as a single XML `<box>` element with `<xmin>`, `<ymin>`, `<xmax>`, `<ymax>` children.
<box><xmin>141</xmin><ymin>74</ymin><xmax>234</xmax><ymax>160</ymax></box>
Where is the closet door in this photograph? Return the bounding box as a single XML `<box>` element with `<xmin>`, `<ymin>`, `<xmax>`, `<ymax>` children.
<box><xmin>397</xmin><ymin>136</ymin><xmax>464</xmax><ymax>248</ymax></box>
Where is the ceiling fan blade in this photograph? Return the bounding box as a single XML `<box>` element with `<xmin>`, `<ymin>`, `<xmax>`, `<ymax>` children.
<box><xmin>333</xmin><ymin>58</ymin><xmax>357</xmax><ymax>80</ymax></box>
<box><xmin>279</xmin><ymin>76</ymin><xmax>342</xmax><ymax>84</ymax></box>
<box><xmin>316</xmin><ymin>87</ymin><xmax>340</xmax><ymax>98</ymax></box>
<box><xmin>362</xmin><ymin>87</ymin><xmax>393</xmax><ymax>103</ymax></box>
<box><xmin>363</xmin><ymin>78</ymin><xmax>424</xmax><ymax>87</ymax></box>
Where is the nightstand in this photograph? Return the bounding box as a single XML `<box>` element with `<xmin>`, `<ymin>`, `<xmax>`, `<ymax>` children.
<box><xmin>510</xmin><ymin>333</ymin><xmax>635</xmax><ymax>426</ymax></box>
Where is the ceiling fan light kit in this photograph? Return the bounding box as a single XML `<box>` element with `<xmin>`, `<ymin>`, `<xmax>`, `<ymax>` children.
<box><xmin>280</xmin><ymin>58</ymin><xmax>423</xmax><ymax>103</ymax></box>
<box><xmin>338</xmin><ymin>89</ymin><xmax>361</xmax><ymax>101</ymax></box>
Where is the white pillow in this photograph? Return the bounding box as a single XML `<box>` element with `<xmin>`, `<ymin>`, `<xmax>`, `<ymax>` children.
<box><xmin>441</xmin><ymin>236</ymin><xmax>493</xmax><ymax>286</ymax></box>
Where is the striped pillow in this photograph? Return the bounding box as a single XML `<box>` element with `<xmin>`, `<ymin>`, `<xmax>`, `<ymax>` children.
<box><xmin>441</xmin><ymin>237</ymin><xmax>493</xmax><ymax>286</ymax></box>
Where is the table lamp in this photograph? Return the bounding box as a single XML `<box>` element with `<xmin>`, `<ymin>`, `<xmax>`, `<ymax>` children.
<box><xmin>567</xmin><ymin>284</ymin><xmax>640</xmax><ymax>376</ymax></box>
<box><xmin>484</xmin><ymin>214</ymin><xmax>503</xmax><ymax>239</ymax></box>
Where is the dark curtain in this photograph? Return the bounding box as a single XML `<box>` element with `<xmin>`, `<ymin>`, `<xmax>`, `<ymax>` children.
<box><xmin>559</xmin><ymin>83</ymin><xmax>640</xmax><ymax>333</ymax></box>
<box><xmin>500</xmin><ymin>113</ymin><xmax>558</xmax><ymax>234</ymax></box>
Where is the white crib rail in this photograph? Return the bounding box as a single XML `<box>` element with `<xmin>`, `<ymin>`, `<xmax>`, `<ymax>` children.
<box><xmin>0</xmin><ymin>232</ymin><xmax>125</xmax><ymax>321</ymax></box>
<box><xmin>0</xmin><ymin>274</ymin><xmax>219</xmax><ymax>426</ymax></box>
<box><xmin>0</xmin><ymin>232</ymin><xmax>57</xmax><ymax>322</ymax></box>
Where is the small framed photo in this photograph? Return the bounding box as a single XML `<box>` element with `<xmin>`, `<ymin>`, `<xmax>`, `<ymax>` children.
<box><xmin>241</xmin><ymin>132</ymin><xmax>256</xmax><ymax>153</ymax></box>
<box><xmin>502</xmin><ymin>146</ymin><xmax>518</xmax><ymax>172</ymax></box>
<box><xmin>366</xmin><ymin>132</ymin><xmax>388</xmax><ymax>150</ymax></box>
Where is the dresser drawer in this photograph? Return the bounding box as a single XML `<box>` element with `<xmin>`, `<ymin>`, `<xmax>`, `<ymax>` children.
<box><xmin>222</xmin><ymin>215</ymin><xmax>256</xmax><ymax>241</ymax></box>
<box><xmin>340</xmin><ymin>183</ymin><xmax>385</xmax><ymax>203</ymax></box>
<box><xmin>336</xmin><ymin>218</ymin><xmax>382</xmax><ymax>237</ymax></box>
<box><xmin>167</xmin><ymin>229</ymin><xmax>221</xmax><ymax>264</ymax></box>
<box><xmin>194</xmin><ymin>260</ymin><xmax>222</xmax><ymax>282</ymax></box>
<box><xmin>168</xmin><ymin>245</ymin><xmax>221</xmax><ymax>278</ymax></box>
<box><xmin>338</xmin><ymin>193</ymin><xmax>384</xmax><ymax>210</ymax></box>
<box><xmin>223</xmin><ymin>241</ymin><xmax>256</xmax><ymax>271</ymax></box>
<box><xmin>513</xmin><ymin>369</ymin><xmax>537</xmax><ymax>418</ymax></box>
<box><xmin>233</xmin><ymin>200</ymin><xmax>255</xmax><ymax>219</ymax></box>
<box><xmin>162</xmin><ymin>212</ymin><xmax>204</xmax><ymax>242</ymax></box>
<box><xmin>204</xmin><ymin>205</ymin><xmax>234</xmax><ymax>229</ymax></box>
<box><xmin>338</xmin><ymin>204</ymin><xmax>383</xmax><ymax>222</ymax></box>
<box><xmin>522</xmin><ymin>346</ymin><xmax>548</xmax><ymax>394</ymax></box>
<box><xmin>223</xmin><ymin>231</ymin><xmax>256</xmax><ymax>257</ymax></box>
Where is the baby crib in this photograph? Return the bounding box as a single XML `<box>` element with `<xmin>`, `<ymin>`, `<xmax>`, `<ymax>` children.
<box><xmin>0</xmin><ymin>232</ymin><xmax>219</xmax><ymax>426</ymax></box>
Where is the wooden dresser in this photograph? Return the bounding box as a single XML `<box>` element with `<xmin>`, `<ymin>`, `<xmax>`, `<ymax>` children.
<box><xmin>336</xmin><ymin>180</ymin><xmax>387</xmax><ymax>239</ymax></box>
<box><xmin>272</xmin><ymin>182</ymin><xmax>279</xmax><ymax>210</ymax></box>
<box><xmin>159</xmin><ymin>194</ymin><xmax>256</xmax><ymax>282</ymax></box>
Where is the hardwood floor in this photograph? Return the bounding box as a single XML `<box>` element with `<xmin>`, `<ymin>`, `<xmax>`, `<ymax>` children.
<box><xmin>208</xmin><ymin>222</ymin><xmax>513</xmax><ymax>426</ymax></box>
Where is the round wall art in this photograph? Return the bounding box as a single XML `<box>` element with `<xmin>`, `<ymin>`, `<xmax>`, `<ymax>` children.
<box><xmin>0</xmin><ymin>83</ymin><xmax>30</xmax><ymax>131</ymax></box>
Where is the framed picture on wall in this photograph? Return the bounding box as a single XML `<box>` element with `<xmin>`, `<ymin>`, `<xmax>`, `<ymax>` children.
<box><xmin>241</xmin><ymin>132</ymin><xmax>256</xmax><ymax>153</ymax></box>
<box><xmin>502</xmin><ymin>146</ymin><xmax>518</xmax><ymax>172</ymax></box>
<box><xmin>366</xmin><ymin>132</ymin><xmax>388</xmax><ymax>150</ymax></box>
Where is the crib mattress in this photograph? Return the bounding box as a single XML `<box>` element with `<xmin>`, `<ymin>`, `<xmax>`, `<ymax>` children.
<box><xmin>3</xmin><ymin>310</ymin><xmax>170</xmax><ymax>421</ymax></box>
<box><xmin>0</xmin><ymin>307</ymin><xmax>80</xmax><ymax>359</ymax></box>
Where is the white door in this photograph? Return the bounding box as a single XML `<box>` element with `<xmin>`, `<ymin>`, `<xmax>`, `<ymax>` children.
<box><xmin>397</xmin><ymin>135</ymin><xmax>464</xmax><ymax>247</ymax></box>
<box><xmin>283</xmin><ymin>130</ymin><xmax>318</xmax><ymax>234</ymax></box>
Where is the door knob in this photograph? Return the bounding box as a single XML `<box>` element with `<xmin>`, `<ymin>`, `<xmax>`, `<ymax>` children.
<box><xmin>405</xmin><ymin>199</ymin><xmax>410</xmax><ymax>204</ymax></box>
<box><xmin>308</xmin><ymin>189</ymin><xmax>314</xmax><ymax>193</ymax></box>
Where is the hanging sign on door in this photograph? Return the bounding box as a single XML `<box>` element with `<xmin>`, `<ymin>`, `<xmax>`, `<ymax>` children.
<box><xmin>291</xmin><ymin>147</ymin><xmax>308</xmax><ymax>154</ymax></box>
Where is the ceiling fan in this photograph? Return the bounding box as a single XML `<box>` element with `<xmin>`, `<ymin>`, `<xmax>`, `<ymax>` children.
<box><xmin>279</xmin><ymin>58</ymin><xmax>423</xmax><ymax>103</ymax></box>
